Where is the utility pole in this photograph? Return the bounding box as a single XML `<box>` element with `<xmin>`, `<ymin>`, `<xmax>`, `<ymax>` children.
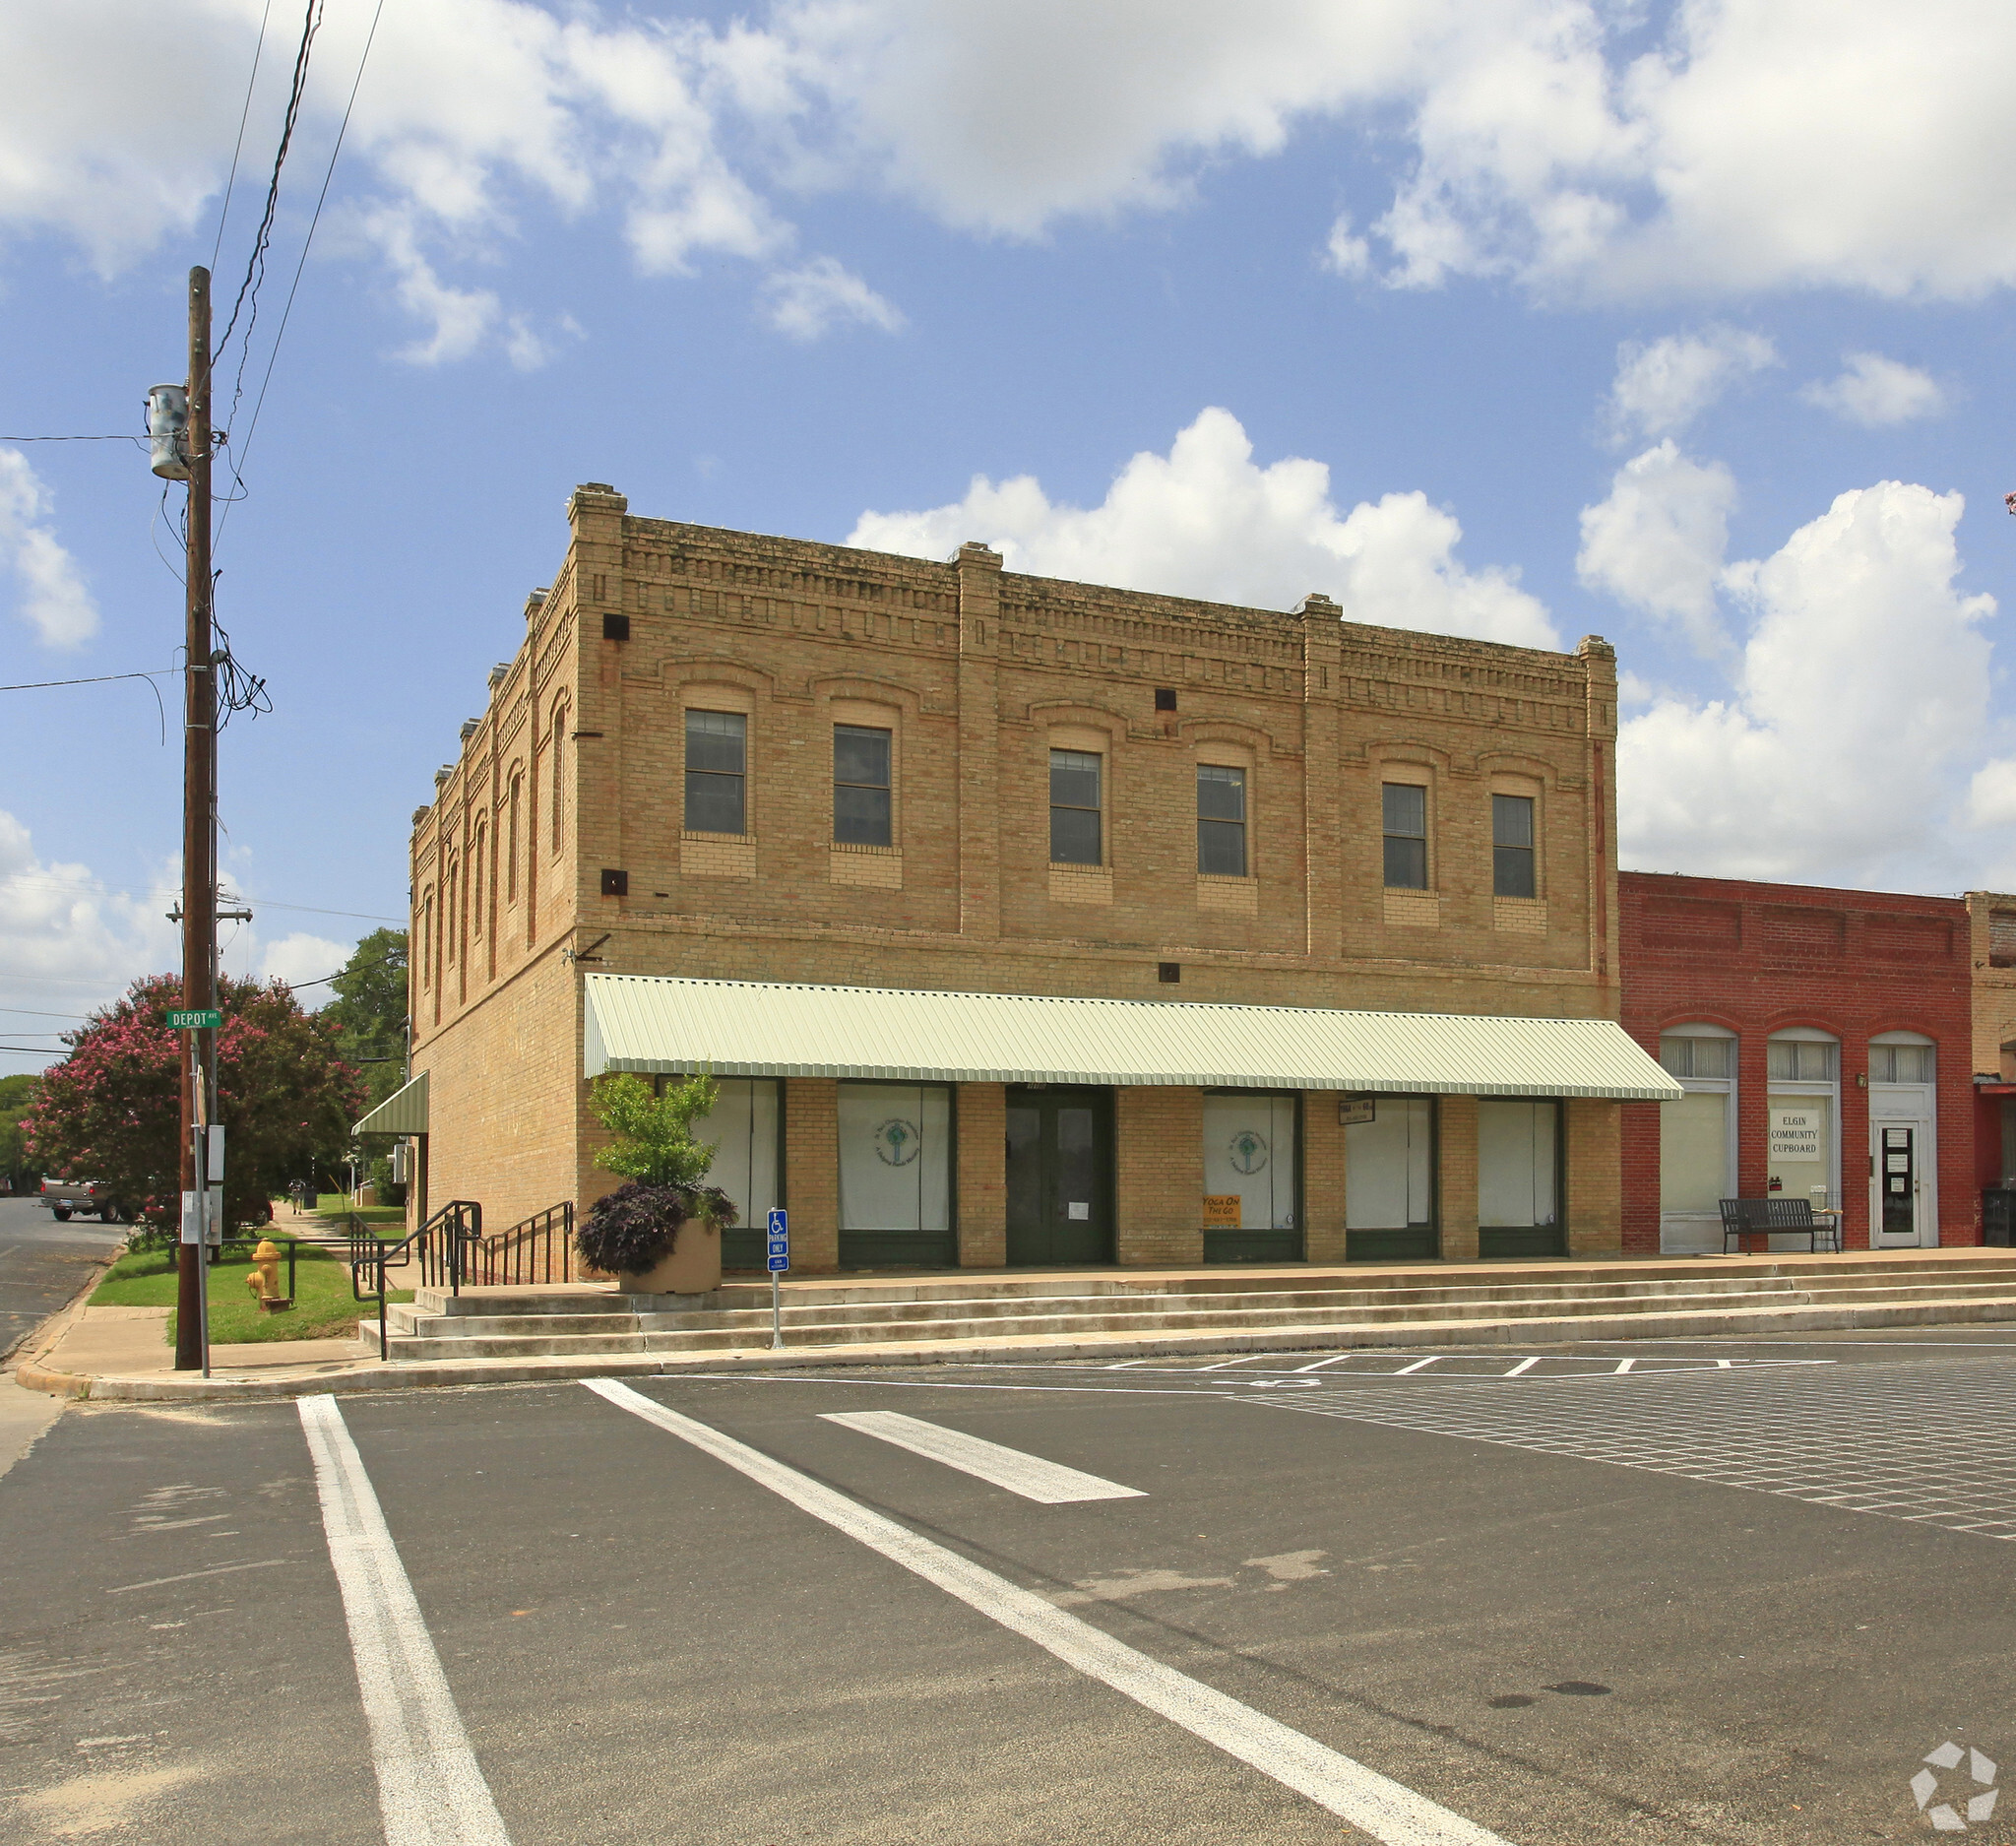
<box><xmin>176</xmin><ymin>266</ymin><xmax>216</xmax><ymax>1371</ymax></box>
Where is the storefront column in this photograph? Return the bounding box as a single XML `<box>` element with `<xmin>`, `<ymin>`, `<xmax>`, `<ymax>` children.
<box><xmin>1439</xmin><ymin>1095</ymin><xmax>1480</xmax><ymax>1260</ymax></box>
<box><xmin>956</xmin><ymin>1082</ymin><xmax>1007</xmax><ymax>1265</ymax></box>
<box><xmin>784</xmin><ymin>1077</ymin><xmax>839</xmax><ymax>1272</ymax></box>
<box><xmin>1302</xmin><ymin>1092</ymin><xmax>1348</xmax><ymax>1262</ymax></box>
<box><xmin>1565</xmin><ymin>1098</ymin><xmax>1622</xmax><ymax>1255</ymax></box>
<box><xmin>1116</xmin><ymin>1087</ymin><xmax>1203</xmax><ymax>1265</ymax></box>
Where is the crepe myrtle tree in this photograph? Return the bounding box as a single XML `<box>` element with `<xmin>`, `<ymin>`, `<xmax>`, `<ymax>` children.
<box><xmin>24</xmin><ymin>973</ymin><xmax>364</xmax><ymax>1236</ymax></box>
<box><xmin>575</xmin><ymin>1072</ymin><xmax>736</xmax><ymax>1275</ymax></box>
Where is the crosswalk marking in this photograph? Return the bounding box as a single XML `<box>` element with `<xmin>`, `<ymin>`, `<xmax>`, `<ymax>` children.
<box><xmin>820</xmin><ymin>1410</ymin><xmax>1146</xmax><ymax>1503</ymax></box>
<box><xmin>586</xmin><ymin>1379</ymin><xmax>1515</xmax><ymax>1846</ymax></box>
<box><xmin>298</xmin><ymin>1396</ymin><xmax>511</xmax><ymax>1846</ymax></box>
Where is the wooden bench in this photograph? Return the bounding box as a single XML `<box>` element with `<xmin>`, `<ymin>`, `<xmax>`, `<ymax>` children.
<box><xmin>1719</xmin><ymin>1197</ymin><xmax>1840</xmax><ymax>1253</ymax></box>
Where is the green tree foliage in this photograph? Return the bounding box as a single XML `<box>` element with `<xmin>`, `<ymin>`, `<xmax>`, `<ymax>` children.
<box><xmin>23</xmin><ymin>974</ymin><xmax>364</xmax><ymax>1232</ymax></box>
<box><xmin>0</xmin><ymin>1073</ymin><xmax>39</xmax><ymax>1190</ymax></box>
<box><xmin>588</xmin><ymin>1072</ymin><xmax>720</xmax><ymax>1188</ymax></box>
<box><xmin>320</xmin><ymin>928</ymin><xmax>409</xmax><ymax>1115</ymax></box>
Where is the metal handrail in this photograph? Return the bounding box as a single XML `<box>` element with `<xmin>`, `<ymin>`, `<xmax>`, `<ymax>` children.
<box><xmin>349</xmin><ymin>1199</ymin><xmax>482</xmax><ymax>1360</ymax></box>
<box><xmin>467</xmin><ymin>1202</ymin><xmax>575</xmax><ymax>1287</ymax></box>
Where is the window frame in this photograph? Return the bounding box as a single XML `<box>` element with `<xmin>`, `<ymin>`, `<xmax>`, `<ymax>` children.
<box><xmin>683</xmin><ymin>707</ymin><xmax>750</xmax><ymax>837</ymax></box>
<box><xmin>1491</xmin><ymin>793</ymin><xmax>1538</xmax><ymax>899</ymax></box>
<box><xmin>1380</xmin><ymin>780</ymin><xmax>1430</xmax><ymax>890</ymax></box>
<box><xmin>1196</xmin><ymin>762</ymin><xmax>1249</xmax><ymax>878</ymax></box>
<box><xmin>1048</xmin><ymin>747</ymin><xmax>1104</xmax><ymax>867</ymax></box>
<box><xmin>834</xmin><ymin>723</ymin><xmax>895</xmax><ymax>848</ymax></box>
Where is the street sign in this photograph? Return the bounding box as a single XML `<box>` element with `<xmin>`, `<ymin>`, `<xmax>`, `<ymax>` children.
<box><xmin>168</xmin><ymin>1009</ymin><xmax>221</xmax><ymax>1030</ymax></box>
<box><xmin>766</xmin><ymin>1207</ymin><xmax>788</xmax><ymax>1273</ymax></box>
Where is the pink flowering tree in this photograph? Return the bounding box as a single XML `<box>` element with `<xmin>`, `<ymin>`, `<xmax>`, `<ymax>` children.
<box><xmin>24</xmin><ymin>973</ymin><xmax>364</xmax><ymax>1234</ymax></box>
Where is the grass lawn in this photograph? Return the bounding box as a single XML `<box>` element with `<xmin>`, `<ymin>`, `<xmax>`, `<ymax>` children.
<box><xmin>90</xmin><ymin>1240</ymin><xmax>412</xmax><ymax>1345</ymax></box>
<box><xmin>312</xmin><ymin>1193</ymin><xmax>406</xmax><ymax>1227</ymax></box>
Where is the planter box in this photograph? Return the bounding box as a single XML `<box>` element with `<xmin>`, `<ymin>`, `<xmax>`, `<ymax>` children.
<box><xmin>618</xmin><ymin>1218</ymin><xmax>722</xmax><ymax>1297</ymax></box>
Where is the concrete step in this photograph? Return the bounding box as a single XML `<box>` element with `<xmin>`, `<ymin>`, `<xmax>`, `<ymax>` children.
<box><xmin>363</xmin><ymin>1274</ymin><xmax>2016</xmax><ymax>1361</ymax></box>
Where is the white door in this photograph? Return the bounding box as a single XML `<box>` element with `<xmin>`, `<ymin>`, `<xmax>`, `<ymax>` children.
<box><xmin>1869</xmin><ymin>1112</ymin><xmax>1934</xmax><ymax>1246</ymax></box>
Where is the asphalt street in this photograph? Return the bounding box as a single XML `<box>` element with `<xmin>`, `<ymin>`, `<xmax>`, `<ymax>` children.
<box><xmin>0</xmin><ymin>1194</ymin><xmax>123</xmax><ymax>1367</ymax></box>
<box><xmin>3</xmin><ymin>1334</ymin><xmax>2014</xmax><ymax>1845</ymax></box>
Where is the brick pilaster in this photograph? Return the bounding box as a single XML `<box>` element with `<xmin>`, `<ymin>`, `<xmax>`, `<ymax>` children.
<box><xmin>1302</xmin><ymin>1090</ymin><xmax>1348</xmax><ymax>1262</ymax></box>
<box><xmin>1116</xmin><ymin>1087</ymin><xmax>1202</xmax><ymax>1265</ymax></box>
<box><xmin>1565</xmin><ymin>1098</ymin><xmax>1621</xmax><ymax>1254</ymax></box>
<box><xmin>955</xmin><ymin>542</ymin><xmax>1002</xmax><ymax>939</ymax></box>
<box><xmin>785</xmin><ymin>1077</ymin><xmax>840</xmax><ymax>1271</ymax></box>
<box><xmin>956</xmin><ymin>1083</ymin><xmax>1006</xmax><ymax>1265</ymax></box>
<box><xmin>1438</xmin><ymin>1095</ymin><xmax>1480</xmax><ymax>1260</ymax></box>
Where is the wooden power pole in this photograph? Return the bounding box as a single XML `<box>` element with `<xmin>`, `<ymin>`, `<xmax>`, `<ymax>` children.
<box><xmin>175</xmin><ymin>266</ymin><xmax>216</xmax><ymax>1371</ymax></box>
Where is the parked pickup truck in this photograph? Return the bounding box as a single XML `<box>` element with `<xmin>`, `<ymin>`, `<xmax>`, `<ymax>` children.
<box><xmin>40</xmin><ymin>1178</ymin><xmax>131</xmax><ymax>1224</ymax></box>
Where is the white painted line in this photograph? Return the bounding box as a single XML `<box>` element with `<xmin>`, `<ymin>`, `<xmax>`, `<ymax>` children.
<box><xmin>820</xmin><ymin>1410</ymin><xmax>1147</xmax><ymax>1504</ymax></box>
<box><xmin>1716</xmin><ymin>1360</ymin><xmax>1732</xmax><ymax>1369</ymax></box>
<box><xmin>1502</xmin><ymin>1359</ymin><xmax>1540</xmax><ymax>1377</ymax></box>
<box><xmin>1197</xmin><ymin>1355</ymin><xmax>1269</xmax><ymax>1371</ymax></box>
<box><xmin>298</xmin><ymin>1395</ymin><xmax>511</xmax><ymax>1846</ymax></box>
<box><xmin>587</xmin><ymin>1378</ymin><xmax>1513</xmax><ymax>1846</ymax></box>
<box><xmin>1292</xmin><ymin>1353</ymin><xmax>1360</xmax><ymax>1373</ymax></box>
<box><xmin>1104</xmin><ymin>1359</ymin><xmax>1151</xmax><ymax>1369</ymax></box>
<box><xmin>1392</xmin><ymin>1357</ymin><xmax>1442</xmax><ymax>1374</ymax></box>
<box><xmin>1611</xmin><ymin>1359</ymin><xmax>1636</xmax><ymax>1374</ymax></box>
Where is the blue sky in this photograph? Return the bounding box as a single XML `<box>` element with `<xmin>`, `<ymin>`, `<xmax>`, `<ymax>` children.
<box><xmin>5</xmin><ymin>0</ymin><xmax>2016</xmax><ymax>1073</ymax></box>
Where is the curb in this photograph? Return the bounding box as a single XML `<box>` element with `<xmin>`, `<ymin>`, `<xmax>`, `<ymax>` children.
<box><xmin>30</xmin><ymin>1293</ymin><xmax>2016</xmax><ymax>1404</ymax></box>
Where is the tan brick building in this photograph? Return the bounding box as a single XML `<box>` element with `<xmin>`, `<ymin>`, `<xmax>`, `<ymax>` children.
<box><xmin>385</xmin><ymin>483</ymin><xmax>1674</xmax><ymax>1272</ymax></box>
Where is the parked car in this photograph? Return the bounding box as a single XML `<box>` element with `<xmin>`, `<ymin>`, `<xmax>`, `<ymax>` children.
<box><xmin>40</xmin><ymin>1178</ymin><xmax>130</xmax><ymax>1224</ymax></box>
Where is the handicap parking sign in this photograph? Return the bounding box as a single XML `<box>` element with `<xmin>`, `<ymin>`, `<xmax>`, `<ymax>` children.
<box><xmin>766</xmin><ymin>1207</ymin><xmax>788</xmax><ymax>1272</ymax></box>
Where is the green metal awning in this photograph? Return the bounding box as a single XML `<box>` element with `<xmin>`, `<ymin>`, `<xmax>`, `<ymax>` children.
<box><xmin>353</xmin><ymin>1070</ymin><xmax>428</xmax><ymax>1136</ymax></box>
<box><xmin>582</xmin><ymin>975</ymin><xmax>1681</xmax><ymax>1102</ymax></box>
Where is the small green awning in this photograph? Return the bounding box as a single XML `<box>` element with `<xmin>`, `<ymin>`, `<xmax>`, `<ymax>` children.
<box><xmin>353</xmin><ymin>1070</ymin><xmax>428</xmax><ymax>1136</ymax></box>
<box><xmin>582</xmin><ymin>975</ymin><xmax>1682</xmax><ymax>1102</ymax></box>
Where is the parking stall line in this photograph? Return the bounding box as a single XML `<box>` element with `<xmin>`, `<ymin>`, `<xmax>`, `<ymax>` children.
<box><xmin>1501</xmin><ymin>1359</ymin><xmax>1540</xmax><ymax>1377</ymax></box>
<box><xmin>298</xmin><ymin>1395</ymin><xmax>512</xmax><ymax>1846</ymax></box>
<box><xmin>1392</xmin><ymin>1357</ymin><xmax>1442</xmax><ymax>1374</ymax></box>
<box><xmin>586</xmin><ymin>1378</ymin><xmax>1514</xmax><ymax>1846</ymax></box>
<box><xmin>819</xmin><ymin>1410</ymin><xmax>1146</xmax><ymax>1502</ymax></box>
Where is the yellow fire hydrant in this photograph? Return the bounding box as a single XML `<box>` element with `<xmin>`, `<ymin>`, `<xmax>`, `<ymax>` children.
<box><xmin>245</xmin><ymin>1240</ymin><xmax>292</xmax><ymax>1313</ymax></box>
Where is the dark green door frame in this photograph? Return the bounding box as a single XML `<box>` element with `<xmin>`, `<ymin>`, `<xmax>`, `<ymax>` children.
<box><xmin>1005</xmin><ymin>1086</ymin><xmax>1114</xmax><ymax>1265</ymax></box>
<box><xmin>1476</xmin><ymin>1096</ymin><xmax>1568</xmax><ymax>1259</ymax></box>
<box><xmin>1344</xmin><ymin>1093</ymin><xmax>1440</xmax><ymax>1263</ymax></box>
<box><xmin>1203</xmin><ymin>1089</ymin><xmax>1304</xmax><ymax>1263</ymax></box>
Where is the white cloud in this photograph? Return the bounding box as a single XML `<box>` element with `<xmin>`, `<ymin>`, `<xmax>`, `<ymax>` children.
<box><xmin>1577</xmin><ymin>441</ymin><xmax>1737</xmax><ymax>655</ymax></box>
<box><xmin>849</xmin><ymin>407</ymin><xmax>1558</xmax><ymax>648</ymax></box>
<box><xmin>0</xmin><ymin>450</ymin><xmax>98</xmax><ymax>649</ymax></box>
<box><xmin>1618</xmin><ymin>480</ymin><xmax>1997</xmax><ymax>885</ymax></box>
<box><xmin>1606</xmin><ymin>328</ymin><xmax>1778</xmax><ymax>442</ymax></box>
<box><xmin>15</xmin><ymin>1</ymin><xmax>2016</xmax><ymax>336</ymax></box>
<box><xmin>760</xmin><ymin>257</ymin><xmax>906</xmax><ymax>341</ymax></box>
<box><xmin>1800</xmin><ymin>352</ymin><xmax>1949</xmax><ymax>427</ymax></box>
<box><xmin>259</xmin><ymin>931</ymin><xmax>350</xmax><ymax>996</ymax></box>
<box><xmin>1964</xmin><ymin>758</ymin><xmax>2016</xmax><ymax>832</ymax></box>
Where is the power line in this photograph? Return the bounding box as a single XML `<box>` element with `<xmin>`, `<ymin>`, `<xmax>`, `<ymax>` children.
<box><xmin>0</xmin><ymin>434</ymin><xmax>149</xmax><ymax>444</ymax></box>
<box><xmin>0</xmin><ymin>669</ymin><xmax>168</xmax><ymax>743</ymax></box>
<box><xmin>212</xmin><ymin>0</ymin><xmax>279</xmax><ymax>271</ymax></box>
<box><xmin>219</xmin><ymin>0</ymin><xmax>386</xmax><ymax>527</ymax></box>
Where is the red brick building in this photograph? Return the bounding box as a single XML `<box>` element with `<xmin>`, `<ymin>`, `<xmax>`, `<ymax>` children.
<box><xmin>1619</xmin><ymin>872</ymin><xmax>1981</xmax><ymax>1252</ymax></box>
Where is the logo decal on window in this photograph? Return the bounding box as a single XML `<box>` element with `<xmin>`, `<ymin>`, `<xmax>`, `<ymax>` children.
<box><xmin>873</xmin><ymin>1118</ymin><xmax>922</xmax><ymax>1166</ymax></box>
<box><xmin>1228</xmin><ymin>1130</ymin><xmax>1270</xmax><ymax>1175</ymax></box>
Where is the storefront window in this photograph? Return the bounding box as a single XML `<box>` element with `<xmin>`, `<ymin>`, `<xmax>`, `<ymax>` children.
<box><xmin>1478</xmin><ymin>1100</ymin><xmax>1559</xmax><ymax>1229</ymax></box>
<box><xmin>839</xmin><ymin>1083</ymin><xmax>952</xmax><ymax>1233</ymax></box>
<box><xmin>1202</xmin><ymin>1093</ymin><xmax>1297</xmax><ymax>1232</ymax></box>
<box><xmin>689</xmin><ymin>1078</ymin><xmax>782</xmax><ymax>1231</ymax></box>
<box><xmin>1661</xmin><ymin>1093</ymin><xmax>1729</xmax><ymax>1214</ymax></box>
<box><xmin>1345</xmin><ymin>1098</ymin><xmax>1434</xmax><ymax>1231</ymax></box>
<box><xmin>1767</xmin><ymin>1030</ymin><xmax>1839</xmax><ymax>1213</ymax></box>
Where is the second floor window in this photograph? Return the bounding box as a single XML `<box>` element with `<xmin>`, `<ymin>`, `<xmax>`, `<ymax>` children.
<box><xmin>1049</xmin><ymin>750</ymin><xmax>1102</xmax><ymax>864</ymax></box>
<box><xmin>1197</xmin><ymin>764</ymin><xmax>1247</xmax><ymax>876</ymax></box>
<box><xmin>685</xmin><ymin>710</ymin><xmax>747</xmax><ymax>834</ymax></box>
<box><xmin>1382</xmin><ymin>783</ymin><xmax>1427</xmax><ymax>888</ymax></box>
<box><xmin>834</xmin><ymin>725</ymin><xmax>893</xmax><ymax>846</ymax></box>
<box><xmin>1492</xmin><ymin>794</ymin><xmax>1537</xmax><ymax>898</ymax></box>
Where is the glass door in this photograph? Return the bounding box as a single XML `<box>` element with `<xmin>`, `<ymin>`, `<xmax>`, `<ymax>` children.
<box><xmin>1005</xmin><ymin>1087</ymin><xmax>1113</xmax><ymax>1265</ymax></box>
<box><xmin>1871</xmin><ymin>1119</ymin><xmax>1929</xmax><ymax>1245</ymax></box>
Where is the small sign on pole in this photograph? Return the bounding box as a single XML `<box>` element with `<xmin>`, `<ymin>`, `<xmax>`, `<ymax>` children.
<box><xmin>168</xmin><ymin>1008</ymin><xmax>222</xmax><ymax>1030</ymax></box>
<box><xmin>766</xmin><ymin>1207</ymin><xmax>788</xmax><ymax>1349</ymax></box>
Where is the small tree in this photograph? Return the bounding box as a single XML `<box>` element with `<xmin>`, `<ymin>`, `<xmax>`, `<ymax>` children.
<box><xmin>0</xmin><ymin>1074</ymin><xmax>39</xmax><ymax>1193</ymax></box>
<box><xmin>24</xmin><ymin>973</ymin><xmax>364</xmax><ymax>1234</ymax></box>
<box><xmin>575</xmin><ymin>1073</ymin><xmax>736</xmax><ymax>1275</ymax></box>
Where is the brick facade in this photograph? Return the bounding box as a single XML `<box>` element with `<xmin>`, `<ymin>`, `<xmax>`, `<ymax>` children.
<box><xmin>1619</xmin><ymin>871</ymin><xmax>1980</xmax><ymax>1252</ymax></box>
<box><xmin>406</xmin><ymin>483</ymin><xmax>1632</xmax><ymax>1265</ymax></box>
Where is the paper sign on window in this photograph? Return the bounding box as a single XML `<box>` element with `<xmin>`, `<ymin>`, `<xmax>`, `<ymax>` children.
<box><xmin>1202</xmin><ymin>1194</ymin><xmax>1241</xmax><ymax>1229</ymax></box>
<box><xmin>1769</xmin><ymin>1110</ymin><xmax>1821</xmax><ymax>1161</ymax></box>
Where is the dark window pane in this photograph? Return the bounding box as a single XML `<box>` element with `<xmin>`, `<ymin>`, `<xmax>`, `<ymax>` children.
<box><xmin>1492</xmin><ymin>793</ymin><xmax>1534</xmax><ymax>849</ymax></box>
<box><xmin>1384</xmin><ymin>834</ymin><xmax>1428</xmax><ymax>889</ymax></box>
<box><xmin>685</xmin><ymin>771</ymin><xmax>745</xmax><ymax>835</ymax></box>
<box><xmin>1051</xmin><ymin>805</ymin><xmax>1102</xmax><ymax>865</ymax></box>
<box><xmin>1197</xmin><ymin>763</ymin><xmax>1245</xmax><ymax>821</ymax></box>
<box><xmin>1381</xmin><ymin>782</ymin><xmax>1426</xmax><ymax>837</ymax></box>
<box><xmin>1050</xmin><ymin>750</ymin><xmax>1102</xmax><ymax>811</ymax></box>
<box><xmin>1493</xmin><ymin>845</ymin><xmax>1537</xmax><ymax>898</ymax></box>
<box><xmin>1199</xmin><ymin>818</ymin><xmax>1247</xmax><ymax>877</ymax></box>
<box><xmin>835</xmin><ymin>726</ymin><xmax>891</xmax><ymax>790</ymax></box>
<box><xmin>835</xmin><ymin>784</ymin><xmax>892</xmax><ymax>846</ymax></box>
<box><xmin>685</xmin><ymin>710</ymin><xmax>746</xmax><ymax>774</ymax></box>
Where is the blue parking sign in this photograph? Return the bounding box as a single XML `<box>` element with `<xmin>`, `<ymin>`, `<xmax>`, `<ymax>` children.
<box><xmin>766</xmin><ymin>1207</ymin><xmax>788</xmax><ymax>1273</ymax></box>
